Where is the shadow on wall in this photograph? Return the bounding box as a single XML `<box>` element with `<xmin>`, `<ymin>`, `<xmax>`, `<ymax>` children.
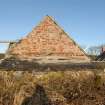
<box><xmin>21</xmin><ymin>84</ymin><xmax>51</xmax><ymax>105</ymax></box>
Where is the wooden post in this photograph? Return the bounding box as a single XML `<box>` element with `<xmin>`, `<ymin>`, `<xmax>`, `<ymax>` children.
<box><xmin>0</xmin><ymin>41</ymin><xmax>17</xmax><ymax>43</ymax></box>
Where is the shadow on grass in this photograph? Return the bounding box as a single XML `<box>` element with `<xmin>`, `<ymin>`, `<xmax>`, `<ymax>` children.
<box><xmin>21</xmin><ymin>84</ymin><xmax>51</xmax><ymax>105</ymax></box>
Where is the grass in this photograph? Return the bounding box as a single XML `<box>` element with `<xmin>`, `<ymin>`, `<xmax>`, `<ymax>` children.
<box><xmin>0</xmin><ymin>70</ymin><xmax>105</xmax><ymax>105</ymax></box>
<box><xmin>0</xmin><ymin>53</ymin><xmax>5</xmax><ymax>59</ymax></box>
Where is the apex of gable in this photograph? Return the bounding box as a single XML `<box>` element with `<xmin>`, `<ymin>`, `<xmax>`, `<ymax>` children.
<box><xmin>41</xmin><ymin>15</ymin><xmax>55</xmax><ymax>23</ymax></box>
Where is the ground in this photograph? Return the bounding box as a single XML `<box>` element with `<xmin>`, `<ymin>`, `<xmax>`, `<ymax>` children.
<box><xmin>0</xmin><ymin>69</ymin><xmax>105</xmax><ymax>105</ymax></box>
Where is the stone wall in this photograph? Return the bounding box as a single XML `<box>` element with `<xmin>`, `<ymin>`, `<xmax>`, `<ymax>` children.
<box><xmin>7</xmin><ymin>16</ymin><xmax>89</xmax><ymax>60</ymax></box>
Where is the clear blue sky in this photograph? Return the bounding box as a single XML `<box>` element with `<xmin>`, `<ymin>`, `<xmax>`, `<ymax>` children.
<box><xmin>0</xmin><ymin>0</ymin><xmax>105</xmax><ymax>52</ymax></box>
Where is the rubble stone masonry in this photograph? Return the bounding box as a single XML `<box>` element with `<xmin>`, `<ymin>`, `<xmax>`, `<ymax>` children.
<box><xmin>7</xmin><ymin>16</ymin><xmax>89</xmax><ymax>61</ymax></box>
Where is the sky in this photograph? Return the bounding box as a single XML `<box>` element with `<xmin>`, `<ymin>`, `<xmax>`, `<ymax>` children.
<box><xmin>0</xmin><ymin>0</ymin><xmax>105</xmax><ymax>53</ymax></box>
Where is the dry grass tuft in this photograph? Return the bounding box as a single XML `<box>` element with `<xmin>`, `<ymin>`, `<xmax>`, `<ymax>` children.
<box><xmin>0</xmin><ymin>70</ymin><xmax>105</xmax><ymax>105</ymax></box>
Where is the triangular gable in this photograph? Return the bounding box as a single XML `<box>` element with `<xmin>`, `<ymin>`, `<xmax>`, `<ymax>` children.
<box><xmin>7</xmin><ymin>15</ymin><xmax>89</xmax><ymax>60</ymax></box>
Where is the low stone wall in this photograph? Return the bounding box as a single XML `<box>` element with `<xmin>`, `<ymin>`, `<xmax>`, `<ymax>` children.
<box><xmin>0</xmin><ymin>57</ymin><xmax>105</xmax><ymax>71</ymax></box>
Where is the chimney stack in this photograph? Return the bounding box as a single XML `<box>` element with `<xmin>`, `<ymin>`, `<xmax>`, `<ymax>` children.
<box><xmin>102</xmin><ymin>46</ymin><xmax>105</xmax><ymax>53</ymax></box>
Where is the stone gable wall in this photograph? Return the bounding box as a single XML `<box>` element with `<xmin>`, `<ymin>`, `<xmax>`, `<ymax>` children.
<box><xmin>7</xmin><ymin>16</ymin><xmax>89</xmax><ymax>60</ymax></box>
